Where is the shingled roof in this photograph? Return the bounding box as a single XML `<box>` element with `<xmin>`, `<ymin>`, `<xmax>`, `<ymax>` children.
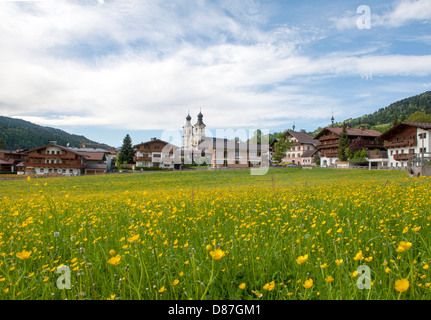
<box><xmin>283</xmin><ymin>130</ymin><xmax>320</xmax><ymax>146</ymax></box>
<box><xmin>380</xmin><ymin>122</ymin><xmax>431</xmax><ymax>140</ymax></box>
<box><xmin>315</xmin><ymin>127</ymin><xmax>382</xmax><ymax>139</ymax></box>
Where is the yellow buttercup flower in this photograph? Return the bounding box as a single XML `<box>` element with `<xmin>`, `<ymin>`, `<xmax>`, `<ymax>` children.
<box><xmin>335</xmin><ymin>259</ymin><xmax>343</xmax><ymax>266</ymax></box>
<box><xmin>239</xmin><ymin>283</ymin><xmax>246</xmax><ymax>290</ymax></box>
<box><xmin>396</xmin><ymin>241</ymin><xmax>412</xmax><ymax>253</ymax></box>
<box><xmin>296</xmin><ymin>254</ymin><xmax>308</xmax><ymax>264</ymax></box>
<box><xmin>16</xmin><ymin>250</ymin><xmax>32</xmax><ymax>260</ymax></box>
<box><xmin>107</xmin><ymin>254</ymin><xmax>121</xmax><ymax>265</ymax></box>
<box><xmin>263</xmin><ymin>281</ymin><xmax>275</xmax><ymax>291</ymax></box>
<box><xmin>325</xmin><ymin>276</ymin><xmax>334</xmax><ymax>282</ymax></box>
<box><xmin>109</xmin><ymin>249</ymin><xmax>116</xmax><ymax>256</ymax></box>
<box><xmin>303</xmin><ymin>279</ymin><xmax>313</xmax><ymax>289</ymax></box>
<box><xmin>353</xmin><ymin>250</ymin><xmax>363</xmax><ymax>261</ymax></box>
<box><xmin>209</xmin><ymin>249</ymin><xmax>226</xmax><ymax>261</ymax></box>
<box><xmin>172</xmin><ymin>279</ymin><xmax>180</xmax><ymax>286</ymax></box>
<box><xmin>127</xmin><ymin>234</ymin><xmax>140</xmax><ymax>243</ymax></box>
<box><xmin>395</xmin><ymin>279</ymin><xmax>409</xmax><ymax>293</ymax></box>
<box><xmin>158</xmin><ymin>286</ymin><xmax>166</xmax><ymax>293</ymax></box>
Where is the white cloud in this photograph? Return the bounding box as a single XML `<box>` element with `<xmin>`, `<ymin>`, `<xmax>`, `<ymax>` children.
<box><xmin>0</xmin><ymin>0</ymin><xmax>430</xmax><ymax>136</ymax></box>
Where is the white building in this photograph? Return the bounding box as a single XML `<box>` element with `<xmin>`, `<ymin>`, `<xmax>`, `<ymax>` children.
<box><xmin>380</xmin><ymin>122</ymin><xmax>431</xmax><ymax>168</ymax></box>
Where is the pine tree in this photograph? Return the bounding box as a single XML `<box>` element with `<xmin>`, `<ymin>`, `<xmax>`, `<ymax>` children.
<box><xmin>118</xmin><ymin>134</ymin><xmax>135</xmax><ymax>165</ymax></box>
<box><xmin>337</xmin><ymin>123</ymin><xmax>349</xmax><ymax>161</ymax></box>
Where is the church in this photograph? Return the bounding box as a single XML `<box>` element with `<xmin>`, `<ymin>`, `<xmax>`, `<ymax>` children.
<box><xmin>181</xmin><ymin>111</ymin><xmax>266</xmax><ymax>168</ymax></box>
<box><xmin>182</xmin><ymin>110</ymin><xmax>206</xmax><ymax>152</ymax></box>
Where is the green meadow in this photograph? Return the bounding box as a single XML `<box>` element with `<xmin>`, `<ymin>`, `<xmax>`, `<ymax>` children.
<box><xmin>1</xmin><ymin>168</ymin><xmax>430</xmax><ymax>300</ymax></box>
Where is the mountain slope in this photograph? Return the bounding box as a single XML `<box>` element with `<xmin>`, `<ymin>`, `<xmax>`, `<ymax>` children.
<box><xmin>337</xmin><ymin>90</ymin><xmax>431</xmax><ymax>130</ymax></box>
<box><xmin>0</xmin><ymin>116</ymin><xmax>112</xmax><ymax>150</ymax></box>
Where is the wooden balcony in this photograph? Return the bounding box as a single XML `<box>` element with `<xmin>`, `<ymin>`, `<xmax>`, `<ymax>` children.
<box><xmin>30</xmin><ymin>153</ymin><xmax>80</xmax><ymax>160</ymax></box>
<box><xmin>319</xmin><ymin>134</ymin><xmax>339</xmax><ymax>141</ymax></box>
<box><xmin>134</xmin><ymin>156</ymin><xmax>152</xmax><ymax>162</ymax></box>
<box><xmin>368</xmin><ymin>150</ymin><xmax>388</xmax><ymax>159</ymax></box>
<box><xmin>393</xmin><ymin>153</ymin><xmax>412</xmax><ymax>161</ymax></box>
<box><xmin>319</xmin><ymin>142</ymin><xmax>339</xmax><ymax>148</ymax></box>
<box><xmin>384</xmin><ymin>139</ymin><xmax>417</xmax><ymax>149</ymax></box>
<box><xmin>321</xmin><ymin>151</ymin><xmax>338</xmax><ymax>157</ymax></box>
<box><xmin>25</xmin><ymin>163</ymin><xmax>85</xmax><ymax>169</ymax></box>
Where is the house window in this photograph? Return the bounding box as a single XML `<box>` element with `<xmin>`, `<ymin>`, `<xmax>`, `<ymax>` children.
<box><xmin>235</xmin><ymin>151</ymin><xmax>240</xmax><ymax>156</ymax></box>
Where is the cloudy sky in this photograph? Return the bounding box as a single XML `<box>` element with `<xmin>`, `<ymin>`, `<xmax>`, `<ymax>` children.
<box><xmin>1</xmin><ymin>0</ymin><xmax>431</xmax><ymax>147</ymax></box>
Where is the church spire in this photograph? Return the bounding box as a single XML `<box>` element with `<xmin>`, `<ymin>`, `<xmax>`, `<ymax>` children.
<box><xmin>331</xmin><ymin>108</ymin><xmax>335</xmax><ymax>126</ymax></box>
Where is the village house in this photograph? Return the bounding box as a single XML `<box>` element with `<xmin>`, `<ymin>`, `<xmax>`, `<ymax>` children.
<box><xmin>21</xmin><ymin>141</ymin><xmax>87</xmax><ymax>175</ymax></box>
<box><xmin>134</xmin><ymin>138</ymin><xmax>180</xmax><ymax>169</ymax></box>
<box><xmin>280</xmin><ymin>130</ymin><xmax>320</xmax><ymax>166</ymax></box>
<box><xmin>70</xmin><ymin>147</ymin><xmax>112</xmax><ymax>174</ymax></box>
<box><xmin>314</xmin><ymin>126</ymin><xmax>385</xmax><ymax>167</ymax></box>
<box><xmin>0</xmin><ymin>149</ymin><xmax>28</xmax><ymax>173</ymax></box>
<box><xmin>380</xmin><ymin>122</ymin><xmax>431</xmax><ymax>168</ymax></box>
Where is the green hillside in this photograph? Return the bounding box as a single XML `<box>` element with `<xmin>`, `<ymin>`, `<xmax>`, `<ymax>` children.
<box><xmin>336</xmin><ymin>90</ymin><xmax>431</xmax><ymax>131</ymax></box>
<box><xmin>0</xmin><ymin>116</ymin><xmax>112</xmax><ymax>150</ymax></box>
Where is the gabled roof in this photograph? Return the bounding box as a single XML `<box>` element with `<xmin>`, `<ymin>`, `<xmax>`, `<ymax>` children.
<box><xmin>25</xmin><ymin>143</ymin><xmax>87</xmax><ymax>157</ymax></box>
<box><xmin>380</xmin><ymin>122</ymin><xmax>431</xmax><ymax>140</ymax></box>
<box><xmin>283</xmin><ymin>131</ymin><xmax>316</xmax><ymax>144</ymax></box>
<box><xmin>315</xmin><ymin>127</ymin><xmax>382</xmax><ymax>140</ymax></box>
<box><xmin>301</xmin><ymin>149</ymin><xmax>318</xmax><ymax>158</ymax></box>
<box><xmin>134</xmin><ymin>139</ymin><xmax>179</xmax><ymax>149</ymax></box>
<box><xmin>79</xmin><ymin>152</ymin><xmax>106</xmax><ymax>161</ymax></box>
<box><xmin>0</xmin><ymin>158</ymin><xmax>14</xmax><ymax>165</ymax></box>
<box><xmin>282</xmin><ymin>130</ymin><xmax>321</xmax><ymax>146</ymax></box>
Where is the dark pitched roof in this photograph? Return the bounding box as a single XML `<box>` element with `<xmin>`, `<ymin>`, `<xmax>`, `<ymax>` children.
<box><xmin>24</xmin><ymin>143</ymin><xmax>87</xmax><ymax>157</ymax></box>
<box><xmin>79</xmin><ymin>152</ymin><xmax>106</xmax><ymax>161</ymax></box>
<box><xmin>283</xmin><ymin>130</ymin><xmax>321</xmax><ymax>147</ymax></box>
<box><xmin>301</xmin><ymin>149</ymin><xmax>318</xmax><ymax>158</ymax></box>
<box><xmin>315</xmin><ymin>127</ymin><xmax>382</xmax><ymax>140</ymax></box>
<box><xmin>283</xmin><ymin>131</ymin><xmax>316</xmax><ymax>144</ymax></box>
<box><xmin>380</xmin><ymin>122</ymin><xmax>431</xmax><ymax>140</ymax></box>
<box><xmin>134</xmin><ymin>139</ymin><xmax>179</xmax><ymax>149</ymax></box>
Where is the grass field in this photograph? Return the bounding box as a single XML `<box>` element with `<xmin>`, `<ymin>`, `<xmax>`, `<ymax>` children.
<box><xmin>1</xmin><ymin>167</ymin><xmax>430</xmax><ymax>300</ymax></box>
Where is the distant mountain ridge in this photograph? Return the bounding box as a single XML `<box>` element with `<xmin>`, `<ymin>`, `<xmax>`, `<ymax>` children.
<box><xmin>0</xmin><ymin>116</ymin><xmax>113</xmax><ymax>150</ymax></box>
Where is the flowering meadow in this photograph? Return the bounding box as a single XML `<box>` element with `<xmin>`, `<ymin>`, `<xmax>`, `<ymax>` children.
<box><xmin>0</xmin><ymin>168</ymin><xmax>430</xmax><ymax>300</ymax></box>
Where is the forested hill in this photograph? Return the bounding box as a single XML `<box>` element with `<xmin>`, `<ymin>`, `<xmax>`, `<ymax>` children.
<box><xmin>336</xmin><ymin>90</ymin><xmax>431</xmax><ymax>130</ymax></box>
<box><xmin>0</xmin><ymin>116</ymin><xmax>112</xmax><ymax>150</ymax></box>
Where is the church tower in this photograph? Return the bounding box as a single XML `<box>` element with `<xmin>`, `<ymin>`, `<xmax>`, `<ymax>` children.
<box><xmin>182</xmin><ymin>112</ymin><xmax>193</xmax><ymax>151</ymax></box>
<box><xmin>193</xmin><ymin>110</ymin><xmax>206</xmax><ymax>149</ymax></box>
